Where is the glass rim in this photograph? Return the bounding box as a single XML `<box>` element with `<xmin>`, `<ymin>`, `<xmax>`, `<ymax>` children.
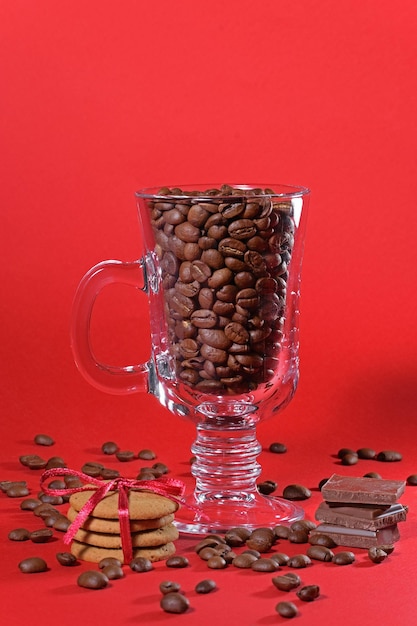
<box><xmin>135</xmin><ymin>183</ymin><xmax>310</xmax><ymax>200</ymax></box>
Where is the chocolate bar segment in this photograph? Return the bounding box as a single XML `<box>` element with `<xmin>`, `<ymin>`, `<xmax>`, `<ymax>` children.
<box><xmin>315</xmin><ymin>502</ymin><xmax>408</xmax><ymax>531</ymax></box>
<box><xmin>321</xmin><ymin>474</ymin><xmax>406</xmax><ymax>505</ymax></box>
<box><xmin>309</xmin><ymin>523</ymin><xmax>400</xmax><ymax>548</ymax></box>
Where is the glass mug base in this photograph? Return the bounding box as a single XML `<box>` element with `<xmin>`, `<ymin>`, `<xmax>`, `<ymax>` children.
<box><xmin>174</xmin><ymin>492</ymin><xmax>304</xmax><ymax>535</ymax></box>
<box><xmin>70</xmin><ymin>184</ymin><xmax>310</xmax><ymax>535</ymax></box>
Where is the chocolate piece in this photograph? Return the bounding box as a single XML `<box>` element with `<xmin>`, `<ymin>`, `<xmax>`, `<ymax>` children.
<box><xmin>315</xmin><ymin>502</ymin><xmax>408</xmax><ymax>530</ymax></box>
<box><xmin>309</xmin><ymin>523</ymin><xmax>400</xmax><ymax>548</ymax></box>
<box><xmin>321</xmin><ymin>474</ymin><xmax>405</xmax><ymax>505</ymax></box>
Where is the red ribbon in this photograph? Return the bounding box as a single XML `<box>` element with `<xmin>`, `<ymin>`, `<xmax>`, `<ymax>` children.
<box><xmin>40</xmin><ymin>468</ymin><xmax>187</xmax><ymax>564</ymax></box>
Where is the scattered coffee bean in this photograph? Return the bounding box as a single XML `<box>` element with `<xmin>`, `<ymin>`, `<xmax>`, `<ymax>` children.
<box><xmin>376</xmin><ymin>450</ymin><xmax>402</xmax><ymax>462</ymax></box>
<box><xmin>115</xmin><ymin>450</ymin><xmax>135</xmax><ymax>462</ymax></box>
<box><xmin>166</xmin><ymin>555</ymin><xmax>189</xmax><ymax>568</ymax></box>
<box><xmin>270</xmin><ymin>552</ymin><xmax>290</xmax><ymax>566</ymax></box>
<box><xmin>269</xmin><ymin>442</ymin><xmax>287</xmax><ymax>454</ymax></box>
<box><xmin>56</xmin><ymin>552</ymin><xmax>78</xmax><ymax>566</ymax></box>
<box><xmin>152</xmin><ymin>462</ymin><xmax>169</xmax><ymax>475</ymax></box>
<box><xmin>233</xmin><ymin>553</ymin><xmax>259</xmax><ymax>568</ymax></box>
<box><xmin>406</xmin><ymin>474</ymin><xmax>417</xmax><ymax>486</ymax></box>
<box><xmin>337</xmin><ymin>448</ymin><xmax>356</xmax><ymax>459</ymax></box>
<box><xmin>332</xmin><ymin>551</ymin><xmax>355</xmax><ymax>565</ymax></box>
<box><xmin>363</xmin><ymin>472</ymin><xmax>382</xmax><ymax>479</ymax></box>
<box><xmin>207</xmin><ymin>555</ymin><xmax>227</xmax><ymax>569</ymax></box>
<box><xmin>138</xmin><ymin>449</ymin><xmax>156</xmax><ymax>460</ymax></box>
<box><xmin>272</xmin><ymin>573</ymin><xmax>301</xmax><ymax>591</ymax></box>
<box><xmin>287</xmin><ymin>554</ymin><xmax>311</xmax><ymax>568</ymax></box>
<box><xmin>246</xmin><ymin>528</ymin><xmax>275</xmax><ymax>552</ymax></box>
<box><xmin>18</xmin><ymin>557</ymin><xmax>48</xmax><ymax>573</ymax></box>
<box><xmin>160</xmin><ymin>592</ymin><xmax>189</xmax><ymax>614</ymax></box>
<box><xmin>100</xmin><ymin>468</ymin><xmax>120</xmax><ymax>480</ymax></box>
<box><xmin>225</xmin><ymin>527</ymin><xmax>251</xmax><ymax>546</ymax></box>
<box><xmin>30</xmin><ymin>528</ymin><xmax>53</xmax><ymax>543</ymax></box>
<box><xmin>288</xmin><ymin>528</ymin><xmax>310</xmax><ymax>544</ymax></box>
<box><xmin>308</xmin><ymin>533</ymin><xmax>337</xmax><ymax>548</ymax></box>
<box><xmin>6</xmin><ymin>483</ymin><xmax>30</xmax><ymax>498</ymax></box>
<box><xmin>27</xmin><ymin>457</ymin><xmax>48</xmax><ymax>470</ymax></box>
<box><xmin>318</xmin><ymin>477</ymin><xmax>330</xmax><ymax>490</ymax></box>
<box><xmin>296</xmin><ymin>584</ymin><xmax>320</xmax><ymax>602</ymax></box>
<box><xmin>38</xmin><ymin>492</ymin><xmax>63</xmax><ymax>505</ymax></box>
<box><xmin>77</xmin><ymin>570</ymin><xmax>109</xmax><ymax>589</ymax></box>
<box><xmin>273</xmin><ymin>524</ymin><xmax>290</xmax><ymax>539</ymax></box>
<box><xmin>341</xmin><ymin>452</ymin><xmax>359</xmax><ymax>466</ymax></box>
<box><xmin>130</xmin><ymin>557</ymin><xmax>153</xmax><ymax>572</ymax></box>
<box><xmin>101</xmin><ymin>441</ymin><xmax>119</xmax><ymax>455</ymax></box>
<box><xmin>198</xmin><ymin>547</ymin><xmax>218</xmax><ymax>561</ymax></box>
<box><xmin>306</xmin><ymin>545</ymin><xmax>334</xmax><ymax>562</ymax></box>
<box><xmin>160</xmin><ymin>580</ymin><xmax>181</xmax><ymax>594</ymax></box>
<box><xmin>34</xmin><ymin>434</ymin><xmax>55</xmax><ymax>446</ymax></box>
<box><xmin>357</xmin><ymin>447</ymin><xmax>376</xmax><ymax>459</ymax></box>
<box><xmin>368</xmin><ymin>547</ymin><xmax>388</xmax><ymax>563</ymax></box>
<box><xmin>282</xmin><ymin>484</ymin><xmax>311</xmax><ymax>500</ymax></box>
<box><xmin>8</xmin><ymin>528</ymin><xmax>30</xmax><ymax>541</ymax></box>
<box><xmin>102</xmin><ymin>564</ymin><xmax>124</xmax><ymax>579</ymax></box>
<box><xmin>251</xmin><ymin>558</ymin><xmax>278</xmax><ymax>572</ymax></box>
<box><xmin>45</xmin><ymin>456</ymin><xmax>67</xmax><ymax>469</ymax></box>
<box><xmin>379</xmin><ymin>544</ymin><xmax>395</xmax><ymax>555</ymax></box>
<box><xmin>81</xmin><ymin>462</ymin><xmax>103</xmax><ymax>476</ymax></box>
<box><xmin>195</xmin><ymin>579</ymin><xmax>217</xmax><ymax>594</ymax></box>
<box><xmin>257</xmin><ymin>480</ymin><xmax>277</xmax><ymax>495</ymax></box>
<box><xmin>276</xmin><ymin>601</ymin><xmax>298</xmax><ymax>618</ymax></box>
<box><xmin>99</xmin><ymin>557</ymin><xmax>122</xmax><ymax>569</ymax></box>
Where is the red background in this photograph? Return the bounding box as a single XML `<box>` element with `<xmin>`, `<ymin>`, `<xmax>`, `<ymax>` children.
<box><xmin>1</xmin><ymin>1</ymin><xmax>417</xmax><ymax>624</ymax></box>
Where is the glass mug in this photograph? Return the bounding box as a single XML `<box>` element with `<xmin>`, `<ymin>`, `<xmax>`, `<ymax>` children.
<box><xmin>71</xmin><ymin>183</ymin><xmax>310</xmax><ymax>533</ymax></box>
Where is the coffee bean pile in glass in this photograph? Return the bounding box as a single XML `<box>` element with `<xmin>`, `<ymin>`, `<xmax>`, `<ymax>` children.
<box><xmin>148</xmin><ymin>185</ymin><xmax>295</xmax><ymax>396</ymax></box>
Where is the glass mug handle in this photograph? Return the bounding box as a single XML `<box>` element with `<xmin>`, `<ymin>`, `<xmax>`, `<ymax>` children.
<box><xmin>70</xmin><ymin>259</ymin><xmax>149</xmax><ymax>395</ymax></box>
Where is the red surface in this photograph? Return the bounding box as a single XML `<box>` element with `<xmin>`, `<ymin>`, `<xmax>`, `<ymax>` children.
<box><xmin>1</xmin><ymin>1</ymin><xmax>417</xmax><ymax>624</ymax></box>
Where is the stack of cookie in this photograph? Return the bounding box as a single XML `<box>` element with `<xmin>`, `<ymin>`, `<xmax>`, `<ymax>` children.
<box><xmin>310</xmin><ymin>474</ymin><xmax>408</xmax><ymax>548</ymax></box>
<box><xmin>67</xmin><ymin>487</ymin><xmax>179</xmax><ymax>563</ymax></box>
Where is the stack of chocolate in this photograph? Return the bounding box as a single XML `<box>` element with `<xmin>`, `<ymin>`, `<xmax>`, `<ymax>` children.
<box><xmin>310</xmin><ymin>474</ymin><xmax>408</xmax><ymax>548</ymax></box>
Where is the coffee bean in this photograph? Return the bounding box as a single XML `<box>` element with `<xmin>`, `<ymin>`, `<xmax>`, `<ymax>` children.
<box><xmin>276</xmin><ymin>601</ymin><xmax>298</xmax><ymax>618</ymax></box>
<box><xmin>98</xmin><ymin>557</ymin><xmax>122</xmax><ymax>569</ymax></box>
<box><xmin>160</xmin><ymin>592</ymin><xmax>189</xmax><ymax>614</ymax></box>
<box><xmin>376</xmin><ymin>450</ymin><xmax>402</xmax><ymax>462</ymax></box>
<box><xmin>207</xmin><ymin>555</ymin><xmax>227</xmax><ymax>569</ymax></box>
<box><xmin>20</xmin><ymin>498</ymin><xmax>41</xmax><ymax>511</ymax></box>
<box><xmin>306</xmin><ymin>545</ymin><xmax>334</xmax><ymax>561</ymax></box>
<box><xmin>357</xmin><ymin>447</ymin><xmax>376</xmax><ymax>459</ymax></box>
<box><xmin>34</xmin><ymin>433</ymin><xmax>55</xmax><ymax>446</ymax></box>
<box><xmin>166</xmin><ymin>555</ymin><xmax>189</xmax><ymax>568</ymax></box>
<box><xmin>288</xmin><ymin>528</ymin><xmax>310</xmax><ymax>543</ymax></box>
<box><xmin>272</xmin><ymin>573</ymin><xmax>301</xmax><ymax>591</ymax></box>
<box><xmin>18</xmin><ymin>557</ymin><xmax>48</xmax><ymax>573</ymax></box>
<box><xmin>246</xmin><ymin>528</ymin><xmax>275</xmax><ymax>552</ymax></box>
<box><xmin>115</xmin><ymin>450</ymin><xmax>135</xmax><ymax>462</ymax></box>
<box><xmin>6</xmin><ymin>483</ymin><xmax>30</xmax><ymax>498</ymax></box>
<box><xmin>287</xmin><ymin>554</ymin><xmax>311</xmax><ymax>568</ymax></box>
<box><xmin>282</xmin><ymin>484</ymin><xmax>311</xmax><ymax>501</ymax></box>
<box><xmin>102</xmin><ymin>564</ymin><xmax>124</xmax><ymax>579</ymax></box>
<box><xmin>368</xmin><ymin>547</ymin><xmax>388</xmax><ymax>563</ymax></box>
<box><xmin>341</xmin><ymin>452</ymin><xmax>359</xmax><ymax>466</ymax></box>
<box><xmin>30</xmin><ymin>528</ymin><xmax>53</xmax><ymax>543</ymax></box>
<box><xmin>269</xmin><ymin>442</ymin><xmax>287</xmax><ymax>454</ymax></box>
<box><xmin>291</xmin><ymin>520</ymin><xmax>317</xmax><ymax>533</ymax></box>
<box><xmin>195</xmin><ymin>579</ymin><xmax>217</xmax><ymax>594</ymax></box>
<box><xmin>225</xmin><ymin>527</ymin><xmax>251</xmax><ymax>547</ymax></box>
<box><xmin>160</xmin><ymin>580</ymin><xmax>181</xmax><ymax>594</ymax></box>
<box><xmin>101</xmin><ymin>441</ymin><xmax>118</xmax><ymax>454</ymax></box>
<box><xmin>233</xmin><ymin>553</ymin><xmax>259</xmax><ymax>568</ymax></box>
<box><xmin>318</xmin><ymin>477</ymin><xmax>330</xmax><ymax>490</ymax></box>
<box><xmin>308</xmin><ymin>533</ymin><xmax>337</xmax><ymax>548</ymax></box>
<box><xmin>363</xmin><ymin>472</ymin><xmax>382</xmax><ymax>479</ymax></box>
<box><xmin>137</xmin><ymin>448</ymin><xmax>156</xmax><ymax>460</ymax></box>
<box><xmin>130</xmin><ymin>557</ymin><xmax>153</xmax><ymax>572</ymax></box>
<box><xmin>332</xmin><ymin>551</ymin><xmax>355</xmax><ymax>565</ymax></box>
<box><xmin>8</xmin><ymin>528</ymin><xmax>30</xmax><ymax>541</ymax></box>
<box><xmin>100</xmin><ymin>468</ymin><xmax>120</xmax><ymax>480</ymax></box>
<box><xmin>337</xmin><ymin>447</ymin><xmax>356</xmax><ymax>459</ymax></box>
<box><xmin>270</xmin><ymin>552</ymin><xmax>290</xmax><ymax>566</ymax></box>
<box><xmin>406</xmin><ymin>474</ymin><xmax>417</xmax><ymax>486</ymax></box>
<box><xmin>77</xmin><ymin>570</ymin><xmax>109</xmax><ymax>589</ymax></box>
<box><xmin>296</xmin><ymin>584</ymin><xmax>320</xmax><ymax>602</ymax></box>
<box><xmin>273</xmin><ymin>525</ymin><xmax>290</xmax><ymax>540</ymax></box>
<box><xmin>45</xmin><ymin>456</ymin><xmax>67</xmax><ymax>469</ymax></box>
<box><xmin>56</xmin><ymin>552</ymin><xmax>78</xmax><ymax>566</ymax></box>
<box><xmin>251</xmin><ymin>558</ymin><xmax>278</xmax><ymax>572</ymax></box>
<box><xmin>257</xmin><ymin>480</ymin><xmax>277</xmax><ymax>495</ymax></box>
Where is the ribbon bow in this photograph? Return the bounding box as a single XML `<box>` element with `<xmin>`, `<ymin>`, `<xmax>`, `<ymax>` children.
<box><xmin>40</xmin><ymin>467</ymin><xmax>187</xmax><ymax>564</ymax></box>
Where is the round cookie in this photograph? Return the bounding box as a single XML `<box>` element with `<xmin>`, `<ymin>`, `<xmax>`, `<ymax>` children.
<box><xmin>74</xmin><ymin>523</ymin><xmax>179</xmax><ymax>548</ymax></box>
<box><xmin>67</xmin><ymin>506</ymin><xmax>175</xmax><ymax>533</ymax></box>
<box><xmin>69</xmin><ymin>488</ymin><xmax>179</xmax><ymax>520</ymax></box>
<box><xmin>70</xmin><ymin>539</ymin><xmax>176</xmax><ymax>563</ymax></box>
